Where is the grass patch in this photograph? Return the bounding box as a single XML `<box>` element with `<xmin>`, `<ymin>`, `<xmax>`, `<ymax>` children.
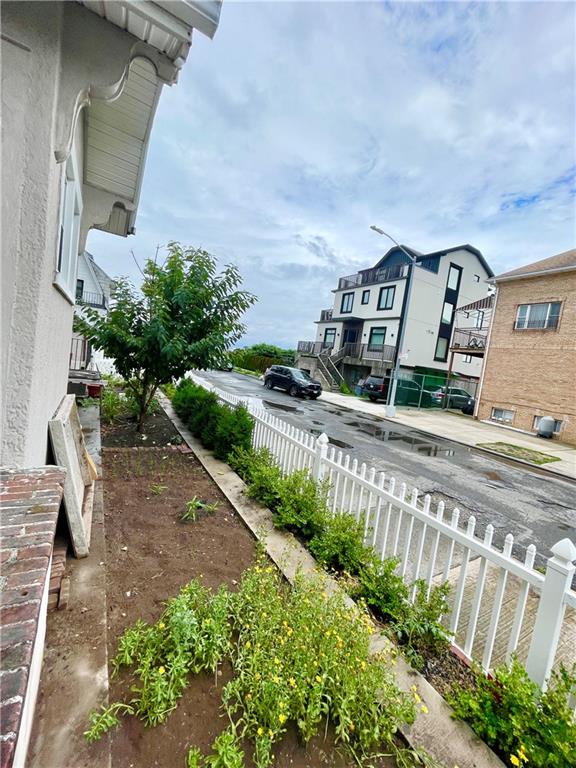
<box><xmin>233</xmin><ymin>367</ymin><xmax>262</xmax><ymax>378</ymax></box>
<box><xmin>476</xmin><ymin>442</ymin><xmax>561</xmax><ymax>465</ymax></box>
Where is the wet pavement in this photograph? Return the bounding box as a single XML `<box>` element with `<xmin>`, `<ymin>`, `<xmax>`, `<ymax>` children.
<box><xmin>193</xmin><ymin>371</ymin><xmax>576</xmax><ymax>570</ymax></box>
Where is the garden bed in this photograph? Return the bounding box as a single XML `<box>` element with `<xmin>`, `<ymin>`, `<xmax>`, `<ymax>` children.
<box><xmin>101</xmin><ymin>408</ymin><xmax>181</xmax><ymax>448</ymax></box>
<box><xmin>101</xmin><ymin>445</ymin><xmax>401</xmax><ymax>767</ymax></box>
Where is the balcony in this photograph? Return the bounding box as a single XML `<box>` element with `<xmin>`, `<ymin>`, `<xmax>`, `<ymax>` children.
<box><xmin>297</xmin><ymin>340</ymin><xmax>396</xmax><ymax>364</ymax></box>
<box><xmin>76</xmin><ymin>290</ymin><xmax>107</xmax><ymax>309</ymax></box>
<box><xmin>451</xmin><ymin>328</ymin><xmax>487</xmax><ymax>353</ymax></box>
<box><xmin>297</xmin><ymin>341</ymin><xmax>333</xmax><ymax>355</ymax></box>
<box><xmin>337</xmin><ymin>263</ymin><xmax>407</xmax><ymax>291</ymax></box>
<box><xmin>319</xmin><ymin>308</ymin><xmax>333</xmax><ymax>322</ymax></box>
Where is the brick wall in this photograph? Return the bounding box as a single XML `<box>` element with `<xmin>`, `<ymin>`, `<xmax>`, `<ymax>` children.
<box><xmin>478</xmin><ymin>271</ymin><xmax>576</xmax><ymax>445</ymax></box>
<box><xmin>0</xmin><ymin>467</ymin><xmax>65</xmax><ymax>768</ymax></box>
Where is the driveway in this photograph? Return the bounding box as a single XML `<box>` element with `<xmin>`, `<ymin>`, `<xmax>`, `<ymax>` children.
<box><xmin>193</xmin><ymin>371</ymin><xmax>576</xmax><ymax>572</ymax></box>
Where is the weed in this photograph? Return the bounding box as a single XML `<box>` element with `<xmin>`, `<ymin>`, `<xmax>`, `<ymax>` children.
<box><xmin>100</xmin><ymin>387</ymin><xmax>125</xmax><ymax>423</ymax></box>
<box><xmin>83</xmin><ymin>702</ymin><xmax>135</xmax><ymax>742</ymax></box>
<box><xmin>78</xmin><ymin>397</ymin><xmax>101</xmax><ymax>408</ymax></box>
<box><xmin>309</xmin><ymin>511</ymin><xmax>370</xmax><ymax>573</ymax></box>
<box><xmin>149</xmin><ymin>483</ymin><xmax>168</xmax><ymax>496</ymax></box>
<box><xmin>181</xmin><ymin>496</ymin><xmax>219</xmax><ymax>522</ymax></box>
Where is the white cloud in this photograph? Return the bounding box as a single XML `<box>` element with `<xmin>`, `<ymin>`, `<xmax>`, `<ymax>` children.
<box><xmin>87</xmin><ymin>1</ymin><xmax>575</xmax><ymax>348</ymax></box>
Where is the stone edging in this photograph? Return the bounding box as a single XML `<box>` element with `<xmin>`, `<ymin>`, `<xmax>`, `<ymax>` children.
<box><xmin>158</xmin><ymin>394</ymin><xmax>504</xmax><ymax>768</ymax></box>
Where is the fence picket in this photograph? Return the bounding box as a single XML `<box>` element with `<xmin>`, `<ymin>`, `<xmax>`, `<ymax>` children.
<box><xmin>400</xmin><ymin>488</ymin><xmax>418</xmax><ymax>578</ymax></box>
<box><xmin>426</xmin><ymin>501</ymin><xmax>444</xmax><ymax>597</ymax></box>
<box><xmin>371</xmin><ymin>472</ymin><xmax>385</xmax><ymax>548</ymax></box>
<box><xmin>364</xmin><ymin>467</ymin><xmax>376</xmax><ymax>541</ymax></box>
<box><xmin>411</xmin><ymin>494</ymin><xmax>431</xmax><ymax>596</ymax></box>
<box><xmin>506</xmin><ymin>544</ymin><xmax>536</xmax><ymax>662</ymax></box>
<box><xmin>450</xmin><ymin>515</ymin><xmax>477</xmax><ymax>639</ymax></box>
<box><xmin>464</xmin><ymin>524</ymin><xmax>495</xmax><ymax>658</ymax></box>
<box><xmin>483</xmin><ymin>533</ymin><xmax>514</xmax><ymax>670</ymax></box>
<box><xmin>380</xmin><ymin>477</ymin><xmax>396</xmax><ymax>560</ymax></box>
<box><xmin>391</xmin><ymin>483</ymin><xmax>407</xmax><ymax>557</ymax></box>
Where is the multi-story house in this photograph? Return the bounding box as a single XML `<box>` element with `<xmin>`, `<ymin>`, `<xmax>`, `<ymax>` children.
<box><xmin>477</xmin><ymin>249</ymin><xmax>576</xmax><ymax>445</ymax></box>
<box><xmin>297</xmin><ymin>244</ymin><xmax>493</xmax><ymax>387</ymax></box>
<box><xmin>70</xmin><ymin>251</ymin><xmax>115</xmax><ymax>374</ymax></box>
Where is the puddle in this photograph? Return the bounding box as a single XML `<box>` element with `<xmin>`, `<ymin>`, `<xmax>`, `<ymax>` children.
<box><xmin>354</xmin><ymin>424</ymin><xmax>457</xmax><ymax>457</ymax></box>
<box><xmin>312</xmin><ymin>420</ymin><xmax>324</xmax><ymax>426</ymax></box>
<box><xmin>263</xmin><ymin>400</ymin><xmax>299</xmax><ymax>413</ymax></box>
<box><xmin>310</xmin><ymin>429</ymin><xmax>353</xmax><ymax>450</ymax></box>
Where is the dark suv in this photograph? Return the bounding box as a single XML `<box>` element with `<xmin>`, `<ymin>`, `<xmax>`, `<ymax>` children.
<box><xmin>362</xmin><ymin>376</ymin><xmax>432</xmax><ymax>406</ymax></box>
<box><xmin>264</xmin><ymin>366</ymin><xmax>322</xmax><ymax>399</ymax></box>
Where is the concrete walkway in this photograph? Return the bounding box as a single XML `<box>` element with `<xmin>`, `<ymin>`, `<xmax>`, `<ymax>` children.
<box><xmin>318</xmin><ymin>392</ymin><xmax>576</xmax><ymax>480</ymax></box>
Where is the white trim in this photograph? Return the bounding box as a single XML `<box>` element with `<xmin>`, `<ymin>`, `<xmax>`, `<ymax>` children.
<box><xmin>495</xmin><ymin>264</ymin><xmax>576</xmax><ymax>282</ymax></box>
<box><xmin>474</xmin><ymin>285</ymin><xmax>500</xmax><ymax>419</ymax></box>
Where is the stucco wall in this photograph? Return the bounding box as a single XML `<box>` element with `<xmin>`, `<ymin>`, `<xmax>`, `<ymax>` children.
<box><xmin>0</xmin><ymin>2</ymin><xmax>148</xmax><ymax>467</ymax></box>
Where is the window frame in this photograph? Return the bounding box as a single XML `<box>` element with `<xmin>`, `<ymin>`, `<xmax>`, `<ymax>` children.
<box><xmin>377</xmin><ymin>285</ymin><xmax>395</xmax><ymax>311</ymax></box>
<box><xmin>434</xmin><ymin>336</ymin><xmax>449</xmax><ymax>362</ymax></box>
<box><xmin>532</xmin><ymin>416</ymin><xmax>563</xmax><ymax>434</ymax></box>
<box><xmin>514</xmin><ymin>302</ymin><xmax>562</xmax><ymax>330</ymax></box>
<box><xmin>361</xmin><ymin>289</ymin><xmax>370</xmax><ymax>305</ymax></box>
<box><xmin>53</xmin><ymin>150</ymin><xmax>83</xmax><ymax>304</ymax></box>
<box><xmin>491</xmin><ymin>407</ymin><xmax>514</xmax><ymax>424</ymax></box>
<box><xmin>367</xmin><ymin>327</ymin><xmax>387</xmax><ymax>351</ymax></box>
<box><xmin>475</xmin><ymin>310</ymin><xmax>485</xmax><ymax>329</ymax></box>
<box><xmin>323</xmin><ymin>328</ymin><xmax>336</xmax><ymax>347</ymax></box>
<box><xmin>340</xmin><ymin>292</ymin><xmax>354</xmax><ymax>314</ymax></box>
<box><xmin>441</xmin><ymin>301</ymin><xmax>455</xmax><ymax>325</ymax></box>
<box><xmin>462</xmin><ymin>354</ymin><xmax>472</xmax><ymax>363</ymax></box>
<box><xmin>447</xmin><ymin>264</ymin><xmax>462</xmax><ymax>292</ymax></box>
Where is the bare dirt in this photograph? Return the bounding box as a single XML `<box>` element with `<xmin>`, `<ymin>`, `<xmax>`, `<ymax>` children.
<box><xmin>102</xmin><ymin>446</ymin><xmax>398</xmax><ymax>768</ymax></box>
<box><xmin>101</xmin><ymin>408</ymin><xmax>181</xmax><ymax>449</ymax></box>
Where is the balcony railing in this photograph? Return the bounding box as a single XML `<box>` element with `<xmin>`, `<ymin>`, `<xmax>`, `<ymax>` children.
<box><xmin>319</xmin><ymin>308</ymin><xmax>333</xmax><ymax>322</ymax></box>
<box><xmin>337</xmin><ymin>263</ymin><xmax>407</xmax><ymax>291</ymax></box>
<box><xmin>297</xmin><ymin>341</ymin><xmax>334</xmax><ymax>355</ymax></box>
<box><xmin>76</xmin><ymin>291</ymin><xmax>107</xmax><ymax>309</ymax></box>
<box><xmin>451</xmin><ymin>328</ymin><xmax>487</xmax><ymax>351</ymax></box>
<box><xmin>69</xmin><ymin>337</ymin><xmax>92</xmax><ymax>371</ymax></box>
<box><xmin>297</xmin><ymin>340</ymin><xmax>396</xmax><ymax>363</ymax></box>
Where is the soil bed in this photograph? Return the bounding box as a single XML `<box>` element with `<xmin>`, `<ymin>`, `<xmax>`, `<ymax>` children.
<box><xmin>102</xmin><ymin>445</ymin><xmax>398</xmax><ymax>767</ymax></box>
<box><xmin>101</xmin><ymin>407</ymin><xmax>181</xmax><ymax>448</ymax></box>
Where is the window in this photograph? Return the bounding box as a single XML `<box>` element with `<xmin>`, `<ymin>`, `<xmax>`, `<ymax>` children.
<box><xmin>447</xmin><ymin>264</ymin><xmax>462</xmax><ymax>291</ymax></box>
<box><xmin>491</xmin><ymin>408</ymin><xmax>514</xmax><ymax>424</ymax></box>
<box><xmin>515</xmin><ymin>302</ymin><xmax>561</xmax><ymax>330</ymax></box>
<box><xmin>441</xmin><ymin>301</ymin><xmax>455</xmax><ymax>325</ymax></box>
<box><xmin>463</xmin><ymin>354</ymin><xmax>472</xmax><ymax>363</ymax></box>
<box><xmin>475</xmin><ymin>310</ymin><xmax>484</xmax><ymax>329</ymax></box>
<box><xmin>341</xmin><ymin>292</ymin><xmax>354</xmax><ymax>313</ymax></box>
<box><xmin>377</xmin><ymin>285</ymin><xmax>395</xmax><ymax>310</ymax></box>
<box><xmin>361</xmin><ymin>289</ymin><xmax>370</xmax><ymax>305</ymax></box>
<box><xmin>419</xmin><ymin>255</ymin><xmax>440</xmax><ymax>273</ymax></box>
<box><xmin>76</xmin><ymin>278</ymin><xmax>84</xmax><ymax>301</ymax></box>
<box><xmin>323</xmin><ymin>328</ymin><xmax>336</xmax><ymax>347</ymax></box>
<box><xmin>533</xmin><ymin>416</ymin><xmax>563</xmax><ymax>434</ymax></box>
<box><xmin>367</xmin><ymin>327</ymin><xmax>386</xmax><ymax>350</ymax></box>
<box><xmin>434</xmin><ymin>336</ymin><xmax>448</xmax><ymax>361</ymax></box>
<box><xmin>473</xmin><ymin>274</ymin><xmax>480</xmax><ymax>282</ymax></box>
<box><xmin>54</xmin><ymin>151</ymin><xmax>83</xmax><ymax>301</ymax></box>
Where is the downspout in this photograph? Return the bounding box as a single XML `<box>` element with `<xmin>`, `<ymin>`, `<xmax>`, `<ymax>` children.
<box><xmin>474</xmin><ymin>285</ymin><xmax>499</xmax><ymax>420</ymax></box>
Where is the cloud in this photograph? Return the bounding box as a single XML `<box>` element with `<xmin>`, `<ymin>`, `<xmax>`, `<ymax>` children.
<box><xmin>87</xmin><ymin>1</ymin><xmax>575</xmax><ymax>348</ymax></box>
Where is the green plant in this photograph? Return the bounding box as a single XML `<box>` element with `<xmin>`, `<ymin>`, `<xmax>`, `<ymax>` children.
<box><xmin>83</xmin><ymin>702</ymin><xmax>135</xmax><ymax>742</ymax></box>
<box><xmin>100</xmin><ymin>387</ymin><xmax>125</xmax><ymax>424</ymax></box>
<box><xmin>74</xmin><ymin>243</ymin><xmax>256</xmax><ymax>431</ymax></box>
<box><xmin>149</xmin><ymin>483</ymin><xmax>168</xmax><ymax>496</ymax></box>
<box><xmin>204</xmin><ymin>728</ymin><xmax>245</xmax><ymax>768</ymax></box>
<box><xmin>272</xmin><ymin>470</ymin><xmax>327</xmax><ymax>539</ymax></box>
<box><xmin>448</xmin><ymin>657</ymin><xmax>576</xmax><ymax>768</ymax></box>
<box><xmin>162</xmin><ymin>382</ymin><xmax>177</xmax><ymax>400</ymax></box>
<box><xmin>229</xmin><ymin>447</ymin><xmax>283</xmax><ymax>509</ymax></box>
<box><xmin>339</xmin><ymin>381</ymin><xmax>353</xmax><ymax>395</ymax></box>
<box><xmin>181</xmin><ymin>496</ymin><xmax>219</xmax><ymax>522</ymax></box>
<box><xmin>357</xmin><ymin>556</ymin><xmax>409</xmax><ymax>623</ymax></box>
<box><xmin>186</xmin><ymin>747</ymin><xmax>204</xmax><ymax>768</ymax></box>
<box><xmin>391</xmin><ymin>581</ymin><xmax>450</xmax><ymax>670</ymax></box>
<box><xmin>77</xmin><ymin>397</ymin><xmax>101</xmax><ymax>408</ymax></box>
<box><xmin>308</xmin><ymin>511</ymin><xmax>370</xmax><ymax>573</ymax></box>
<box><xmin>213</xmin><ymin>404</ymin><xmax>253</xmax><ymax>461</ymax></box>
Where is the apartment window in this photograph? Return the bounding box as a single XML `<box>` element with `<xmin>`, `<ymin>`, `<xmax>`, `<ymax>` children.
<box><xmin>441</xmin><ymin>301</ymin><xmax>455</xmax><ymax>325</ymax></box>
<box><xmin>463</xmin><ymin>354</ymin><xmax>472</xmax><ymax>363</ymax></box>
<box><xmin>515</xmin><ymin>302</ymin><xmax>561</xmax><ymax>330</ymax></box>
<box><xmin>419</xmin><ymin>255</ymin><xmax>440</xmax><ymax>273</ymax></box>
<box><xmin>367</xmin><ymin>327</ymin><xmax>386</xmax><ymax>350</ymax></box>
<box><xmin>76</xmin><ymin>278</ymin><xmax>84</xmax><ymax>302</ymax></box>
<box><xmin>491</xmin><ymin>407</ymin><xmax>514</xmax><ymax>424</ymax></box>
<box><xmin>341</xmin><ymin>292</ymin><xmax>354</xmax><ymax>313</ymax></box>
<box><xmin>475</xmin><ymin>310</ymin><xmax>484</xmax><ymax>329</ymax></box>
<box><xmin>447</xmin><ymin>264</ymin><xmax>462</xmax><ymax>291</ymax></box>
<box><xmin>323</xmin><ymin>328</ymin><xmax>336</xmax><ymax>347</ymax></box>
<box><xmin>377</xmin><ymin>285</ymin><xmax>395</xmax><ymax>310</ymax></box>
<box><xmin>434</xmin><ymin>336</ymin><xmax>448</xmax><ymax>361</ymax></box>
<box><xmin>361</xmin><ymin>289</ymin><xmax>370</xmax><ymax>305</ymax></box>
<box><xmin>54</xmin><ymin>152</ymin><xmax>83</xmax><ymax>301</ymax></box>
<box><xmin>533</xmin><ymin>416</ymin><xmax>563</xmax><ymax>434</ymax></box>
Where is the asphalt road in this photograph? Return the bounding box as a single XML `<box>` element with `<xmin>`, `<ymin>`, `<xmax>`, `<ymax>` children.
<box><xmin>194</xmin><ymin>370</ymin><xmax>576</xmax><ymax>570</ymax></box>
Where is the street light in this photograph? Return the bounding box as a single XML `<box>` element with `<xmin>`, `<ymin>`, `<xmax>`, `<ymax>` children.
<box><xmin>370</xmin><ymin>225</ymin><xmax>418</xmax><ymax>417</ymax></box>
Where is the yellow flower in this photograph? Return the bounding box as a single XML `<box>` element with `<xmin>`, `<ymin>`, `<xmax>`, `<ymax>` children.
<box><xmin>257</xmin><ymin>727</ymin><xmax>264</xmax><ymax>736</ymax></box>
<box><xmin>158</xmin><ymin>666</ymin><xmax>165</xmax><ymax>675</ymax></box>
<box><xmin>279</xmin><ymin>701</ymin><xmax>286</xmax><ymax>709</ymax></box>
<box><xmin>510</xmin><ymin>756</ymin><xmax>520</xmax><ymax>767</ymax></box>
<box><xmin>349</xmin><ymin>723</ymin><xmax>355</xmax><ymax>732</ymax></box>
<box><xmin>413</xmin><ymin>693</ymin><xmax>421</xmax><ymax>703</ymax></box>
<box><xmin>255</xmin><ymin>673</ymin><xmax>261</xmax><ymax>681</ymax></box>
<box><xmin>420</xmin><ymin>705</ymin><xmax>428</xmax><ymax>715</ymax></box>
<box><xmin>246</xmin><ymin>693</ymin><xmax>252</xmax><ymax>701</ymax></box>
<box><xmin>315</xmin><ymin>675</ymin><xmax>322</xmax><ymax>683</ymax></box>
<box><xmin>158</xmin><ymin>622</ymin><xmax>165</xmax><ymax>630</ymax></box>
<box><xmin>288</xmin><ymin>677</ymin><xmax>296</xmax><ymax>687</ymax></box>
<box><xmin>268</xmin><ymin>730</ymin><xmax>273</xmax><ymax>738</ymax></box>
<box><xmin>245</xmin><ymin>641</ymin><xmax>251</xmax><ymax>649</ymax></box>
<box><xmin>273</xmin><ymin>675</ymin><xmax>280</xmax><ymax>684</ymax></box>
<box><xmin>360</xmin><ymin>661</ymin><xmax>367</xmax><ymax>670</ymax></box>
<box><xmin>278</xmin><ymin>713</ymin><xmax>287</xmax><ymax>724</ymax></box>
<box><xmin>266</xmin><ymin>566</ymin><xmax>273</xmax><ymax>572</ymax></box>
<box><xmin>518</xmin><ymin>747</ymin><xmax>528</xmax><ymax>763</ymax></box>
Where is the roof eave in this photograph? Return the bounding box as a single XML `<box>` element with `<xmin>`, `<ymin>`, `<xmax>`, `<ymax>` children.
<box><xmin>494</xmin><ymin>264</ymin><xmax>576</xmax><ymax>283</ymax></box>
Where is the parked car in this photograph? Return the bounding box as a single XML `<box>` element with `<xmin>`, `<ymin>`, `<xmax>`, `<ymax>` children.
<box><xmin>264</xmin><ymin>365</ymin><xmax>322</xmax><ymax>398</ymax></box>
<box><xmin>430</xmin><ymin>386</ymin><xmax>472</xmax><ymax>409</ymax></box>
<box><xmin>461</xmin><ymin>396</ymin><xmax>475</xmax><ymax>416</ymax></box>
<box><xmin>361</xmin><ymin>376</ymin><xmax>432</xmax><ymax>406</ymax></box>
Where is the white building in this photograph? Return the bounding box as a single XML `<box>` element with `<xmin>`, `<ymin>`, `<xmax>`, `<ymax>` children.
<box><xmin>1</xmin><ymin>0</ymin><xmax>221</xmax><ymax>467</ymax></box>
<box><xmin>296</xmin><ymin>244</ymin><xmax>493</xmax><ymax>387</ymax></box>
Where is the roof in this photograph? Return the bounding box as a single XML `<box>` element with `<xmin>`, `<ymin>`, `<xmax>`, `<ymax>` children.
<box><xmin>457</xmin><ymin>295</ymin><xmax>495</xmax><ymax>312</ymax></box>
<box><xmin>78</xmin><ymin>1</ymin><xmax>222</xmax><ymax>237</ymax></box>
<box><xmin>374</xmin><ymin>244</ymin><xmax>494</xmax><ymax>277</ymax></box>
<box><xmin>494</xmin><ymin>249</ymin><xmax>576</xmax><ymax>282</ymax></box>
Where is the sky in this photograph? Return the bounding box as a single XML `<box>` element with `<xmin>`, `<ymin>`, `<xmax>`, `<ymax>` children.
<box><xmin>87</xmin><ymin>0</ymin><xmax>576</xmax><ymax>349</ymax></box>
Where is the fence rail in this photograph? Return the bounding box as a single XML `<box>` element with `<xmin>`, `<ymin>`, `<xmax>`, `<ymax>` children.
<box><xmin>192</xmin><ymin>375</ymin><xmax>576</xmax><ymax>689</ymax></box>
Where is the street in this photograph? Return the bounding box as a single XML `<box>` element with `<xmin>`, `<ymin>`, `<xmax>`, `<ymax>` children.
<box><xmin>194</xmin><ymin>370</ymin><xmax>576</xmax><ymax>571</ymax></box>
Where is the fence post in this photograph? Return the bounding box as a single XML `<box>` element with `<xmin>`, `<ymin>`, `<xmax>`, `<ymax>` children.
<box><xmin>312</xmin><ymin>433</ymin><xmax>329</xmax><ymax>482</ymax></box>
<box><xmin>525</xmin><ymin>537</ymin><xmax>576</xmax><ymax>689</ymax></box>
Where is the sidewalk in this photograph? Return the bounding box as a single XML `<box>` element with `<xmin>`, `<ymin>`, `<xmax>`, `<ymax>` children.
<box><xmin>319</xmin><ymin>391</ymin><xmax>576</xmax><ymax>481</ymax></box>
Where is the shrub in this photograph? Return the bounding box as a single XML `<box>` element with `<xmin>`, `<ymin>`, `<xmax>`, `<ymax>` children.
<box><xmin>213</xmin><ymin>404</ymin><xmax>253</xmax><ymax>461</ymax></box>
<box><xmin>100</xmin><ymin>387</ymin><xmax>125</xmax><ymax>423</ymax></box>
<box><xmin>391</xmin><ymin>581</ymin><xmax>451</xmax><ymax>669</ymax></box>
<box><xmin>161</xmin><ymin>382</ymin><xmax>177</xmax><ymax>400</ymax></box>
<box><xmin>357</xmin><ymin>556</ymin><xmax>409</xmax><ymax>623</ymax></box>
<box><xmin>309</xmin><ymin>512</ymin><xmax>370</xmax><ymax>573</ymax></box>
<box><xmin>272</xmin><ymin>470</ymin><xmax>327</xmax><ymax>539</ymax></box>
<box><xmin>448</xmin><ymin>657</ymin><xmax>576</xmax><ymax>768</ymax></box>
<box><xmin>172</xmin><ymin>379</ymin><xmax>199</xmax><ymax>423</ymax></box>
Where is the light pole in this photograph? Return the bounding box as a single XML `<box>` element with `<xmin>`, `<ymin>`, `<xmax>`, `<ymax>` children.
<box><xmin>369</xmin><ymin>225</ymin><xmax>418</xmax><ymax>418</ymax></box>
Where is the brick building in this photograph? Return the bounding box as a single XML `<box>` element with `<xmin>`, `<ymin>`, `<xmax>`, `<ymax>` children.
<box><xmin>477</xmin><ymin>249</ymin><xmax>576</xmax><ymax>445</ymax></box>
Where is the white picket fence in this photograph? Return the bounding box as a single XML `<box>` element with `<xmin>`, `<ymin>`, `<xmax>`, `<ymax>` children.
<box><xmin>192</xmin><ymin>376</ymin><xmax>576</xmax><ymax>689</ymax></box>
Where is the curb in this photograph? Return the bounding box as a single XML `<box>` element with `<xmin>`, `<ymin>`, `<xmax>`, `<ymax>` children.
<box><xmin>159</xmin><ymin>393</ymin><xmax>505</xmax><ymax>768</ymax></box>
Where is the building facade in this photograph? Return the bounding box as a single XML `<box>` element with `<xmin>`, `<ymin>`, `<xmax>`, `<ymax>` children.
<box><xmin>477</xmin><ymin>249</ymin><xmax>576</xmax><ymax>445</ymax></box>
<box><xmin>1</xmin><ymin>0</ymin><xmax>221</xmax><ymax>467</ymax></box>
<box><xmin>297</xmin><ymin>244</ymin><xmax>493</xmax><ymax>387</ymax></box>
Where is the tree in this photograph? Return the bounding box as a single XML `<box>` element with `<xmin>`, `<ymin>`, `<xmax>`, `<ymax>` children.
<box><xmin>74</xmin><ymin>243</ymin><xmax>256</xmax><ymax>430</ymax></box>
